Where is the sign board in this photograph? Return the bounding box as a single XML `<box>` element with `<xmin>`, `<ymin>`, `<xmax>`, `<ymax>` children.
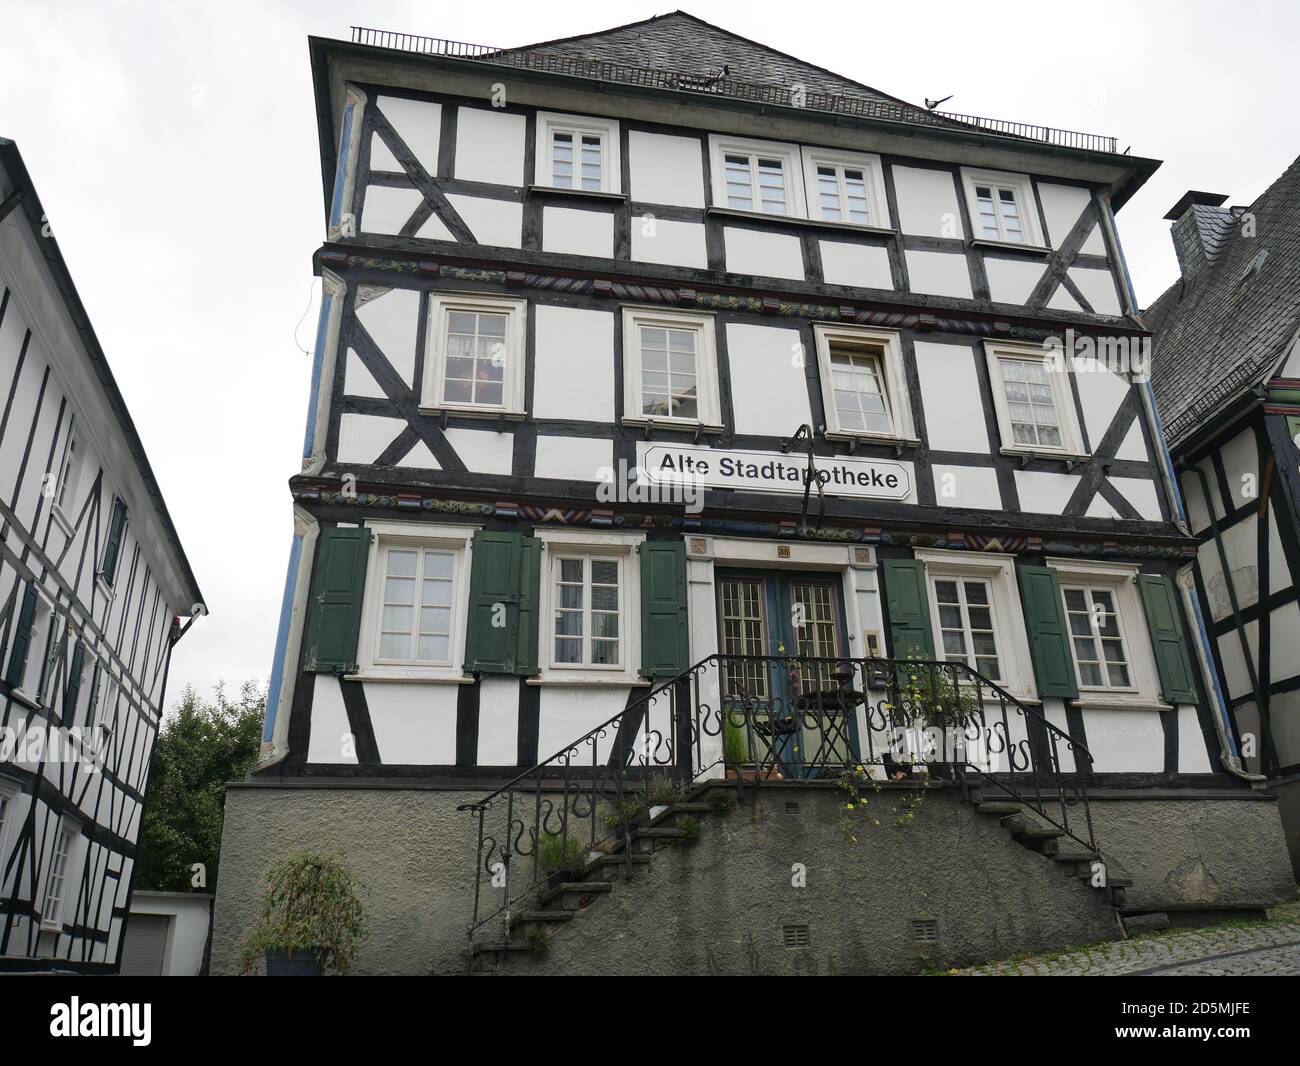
<box><xmin>635</xmin><ymin>442</ymin><xmax>912</xmax><ymax>501</ymax></box>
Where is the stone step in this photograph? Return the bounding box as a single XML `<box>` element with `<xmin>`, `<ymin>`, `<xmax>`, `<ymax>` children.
<box><xmin>538</xmin><ymin>881</ymin><xmax>614</xmax><ymax>911</ymax></box>
<box><xmin>668</xmin><ymin>801</ymin><xmax>714</xmax><ymax>813</ymax></box>
<box><xmin>1015</xmin><ymin>825</ymin><xmax>1065</xmax><ymax>842</ymax></box>
<box><xmin>973</xmin><ymin>800</ymin><xmax>1023</xmax><ymax>816</ymax></box>
<box><xmin>636</xmin><ymin>826</ymin><xmax>688</xmax><ymax>838</ymax></box>
<box><xmin>509</xmin><ymin>910</ymin><xmax>576</xmax><ymax>936</ymax></box>
<box><xmin>582</xmin><ymin>852</ymin><xmax>651</xmax><ymax>874</ymax></box>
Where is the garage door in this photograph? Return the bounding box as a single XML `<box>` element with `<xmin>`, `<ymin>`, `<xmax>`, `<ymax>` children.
<box><xmin>120</xmin><ymin>914</ymin><xmax>171</xmax><ymax>976</ymax></box>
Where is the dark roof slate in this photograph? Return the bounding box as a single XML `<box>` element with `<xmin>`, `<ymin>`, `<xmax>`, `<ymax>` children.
<box><xmin>1145</xmin><ymin>153</ymin><xmax>1300</xmax><ymax>447</ymax></box>
<box><xmin>511</xmin><ymin>11</ymin><xmax>914</xmax><ymax>110</ymax></box>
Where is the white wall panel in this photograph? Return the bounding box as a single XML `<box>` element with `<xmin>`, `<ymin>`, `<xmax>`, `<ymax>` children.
<box><xmin>1014</xmin><ymin>470</ymin><xmax>1081</xmax><ymax>515</ymax></box>
<box><xmin>446</xmin><ymin>195</ymin><xmax>522</xmax><ymax>248</ymax></box>
<box><xmin>454</xmin><ymin>107</ymin><xmax>525</xmax><ymax>185</ymax></box>
<box><xmin>819</xmin><ymin>242</ymin><xmax>892</xmax><ymax>290</ymax></box>
<box><xmin>628</xmin><ymin>131</ymin><xmax>705</xmax><ymax>207</ymax></box>
<box><xmin>631</xmin><ymin>217</ymin><xmax>707</xmax><ymax>269</ymax></box>
<box><xmin>337</xmin><ymin>413</ymin><xmax>403</xmax><ymax>464</ymax></box>
<box><xmin>542</xmin><ymin>206</ymin><xmax>614</xmax><ymax>258</ymax></box>
<box><xmin>1109</xmin><ymin>476</ymin><xmax>1162</xmax><ymax>521</ymax></box>
<box><xmin>355</xmin><ymin>287</ymin><xmax>419</xmax><ymax>387</ymax></box>
<box><xmin>377</xmin><ymin>95</ymin><xmax>441</xmax><ymax>175</ymax></box>
<box><xmin>361</xmin><ymin>186</ymin><xmax>422</xmax><ymax>235</ymax></box>
<box><xmin>983</xmin><ymin>257</ymin><xmax>1044</xmax><ymax>305</ymax></box>
<box><xmin>365</xmin><ymin>682</ymin><xmax>458</xmax><ymax>764</ymax></box>
<box><xmin>1068</xmin><ymin>266</ymin><xmax>1122</xmax><ymax>315</ymax></box>
<box><xmin>307</xmin><ymin>676</ymin><xmax>357</xmax><ymax>764</ymax></box>
<box><xmin>537</xmin><ymin>686</ymin><xmax>632</xmax><ymax>762</ymax></box>
<box><xmin>913</xmin><ymin>342</ymin><xmax>988</xmax><ymax>453</ymax></box>
<box><xmin>534</xmin><ymin>435</ymin><xmax>613</xmax><ymax>482</ymax></box>
<box><xmin>1072</xmin><ymin>359</ymin><xmax>1129</xmax><ymax>449</ymax></box>
<box><xmin>726</xmin><ymin>323</ymin><xmax>810</xmax><ymax>435</ymax></box>
<box><xmin>477</xmin><ymin>676</ymin><xmax>521</xmax><ymax>765</ymax></box>
<box><xmin>532</xmin><ymin>305</ymin><xmax>615</xmax><ymax>421</ymax></box>
<box><xmin>723</xmin><ymin>228</ymin><xmax>804</xmax><ymax>281</ymax></box>
<box><xmin>446</xmin><ymin>427</ymin><xmax>514</xmax><ymax>475</ymax></box>
<box><xmin>1082</xmin><ymin>708</ymin><xmax>1165</xmax><ymax>771</ymax></box>
<box><xmin>905</xmin><ymin>250</ymin><xmax>972</xmax><ymax>299</ymax></box>
<box><xmin>931</xmin><ymin>464</ymin><xmax>1001</xmax><ymax>510</ymax></box>
<box><xmin>893</xmin><ymin>166</ymin><xmax>963</xmax><ymax>237</ymax></box>
<box><xmin>1037</xmin><ymin>183</ymin><xmax>1104</xmax><ymax>253</ymax></box>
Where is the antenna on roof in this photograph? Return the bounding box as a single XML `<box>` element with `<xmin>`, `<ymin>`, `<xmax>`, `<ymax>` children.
<box><xmin>924</xmin><ymin>94</ymin><xmax>953</xmax><ymax>111</ymax></box>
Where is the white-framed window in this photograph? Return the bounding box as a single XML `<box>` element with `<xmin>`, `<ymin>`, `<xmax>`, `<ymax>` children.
<box><xmin>421</xmin><ymin>293</ymin><xmax>526</xmax><ymax>416</ymax></box>
<box><xmin>915</xmin><ymin>548</ymin><xmax>1036</xmax><ymax>701</ymax></box>
<box><xmin>41</xmin><ymin>819</ymin><xmax>80</xmax><ymax>930</ymax></box>
<box><xmin>959</xmin><ymin>168</ymin><xmax>1044</xmax><ymax>247</ymax></box>
<box><xmin>801</xmin><ymin>148</ymin><xmax>890</xmax><ymax>228</ymax></box>
<box><xmin>708</xmin><ymin>136</ymin><xmax>806</xmax><ymax>217</ymax></box>
<box><xmin>51</xmin><ymin>430</ymin><xmax>82</xmax><ymax>532</ymax></box>
<box><xmin>0</xmin><ymin>777</ymin><xmax>18</xmax><ymax>874</ymax></box>
<box><xmin>535</xmin><ymin>113</ymin><xmax>621</xmax><ymax>194</ymax></box>
<box><xmin>984</xmin><ymin>341</ymin><xmax>1087</xmax><ymax>457</ymax></box>
<box><xmin>535</xmin><ymin>529</ymin><xmax>644</xmax><ymax>684</ymax></box>
<box><xmin>621</xmin><ymin>307</ymin><xmax>722</xmax><ymax>428</ymax></box>
<box><xmin>354</xmin><ymin>521</ymin><xmax>476</xmax><ymax>681</ymax></box>
<box><xmin>1046</xmin><ymin>558</ymin><xmax>1167</xmax><ymax>710</ymax></box>
<box><xmin>813</xmin><ymin>325</ymin><xmax>915</xmax><ymax>442</ymax></box>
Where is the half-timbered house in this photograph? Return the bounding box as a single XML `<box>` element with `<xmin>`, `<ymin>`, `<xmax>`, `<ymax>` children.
<box><xmin>212</xmin><ymin>14</ymin><xmax>1294</xmax><ymax>975</ymax></box>
<box><xmin>1145</xmin><ymin>155</ymin><xmax>1300</xmax><ymax>877</ymax></box>
<box><xmin>0</xmin><ymin>139</ymin><xmax>204</xmax><ymax>972</ymax></box>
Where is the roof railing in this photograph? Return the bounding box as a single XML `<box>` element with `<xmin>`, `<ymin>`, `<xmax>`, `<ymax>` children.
<box><xmin>348</xmin><ymin>25</ymin><xmax>1120</xmax><ymax>154</ymax></box>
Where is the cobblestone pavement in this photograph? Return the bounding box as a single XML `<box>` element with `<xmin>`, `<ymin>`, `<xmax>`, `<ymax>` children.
<box><xmin>951</xmin><ymin>911</ymin><xmax>1300</xmax><ymax>976</ymax></box>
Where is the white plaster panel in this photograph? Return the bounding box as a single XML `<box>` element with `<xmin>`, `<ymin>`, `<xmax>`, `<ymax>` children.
<box><xmin>893</xmin><ymin>165</ymin><xmax>963</xmax><ymax>237</ymax></box>
<box><xmin>398</xmin><ymin>440</ymin><xmax>440</xmax><ymax>470</ymax></box>
<box><xmin>1072</xmin><ymin>358</ymin><xmax>1130</xmax><ymax>449</ymax></box>
<box><xmin>726</xmin><ymin>323</ymin><xmax>811</xmax><ymax>435</ymax></box>
<box><xmin>819</xmin><ymin>242</ymin><xmax>893</xmax><ymax>290</ymax></box>
<box><xmin>361</xmin><ymin>185</ymin><xmax>422</xmax><ymax>235</ymax></box>
<box><xmin>631</xmin><ymin>217</ymin><xmax>708</xmax><ymax>269</ymax></box>
<box><xmin>446</xmin><ymin>195</ymin><xmax>522</xmax><ymax>248</ymax></box>
<box><xmin>724</xmin><ymin>228</ymin><xmax>804</xmax><ymax>281</ymax></box>
<box><xmin>532</xmin><ymin>305</ymin><xmax>615</xmax><ymax>421</ymax></box>
<box><xmin>534</xmin><ymin>436</ymin><xmax>613</xmax><ymax>482</ymax></box>
<box><xmin>628</xmin><ymin>131</ymin><xmax>705</xmax><ymax>207</ymax></box>
<box><xmin>1037</xmin><ymin>183</ymin><xmax>1104</xmax><ymax>254</ymax></box>
<box><xmin>369</xmin><ymin>133</ymin><xmax>402</xmax><ymax>172</ymax></box>
<box><xmin>1046</xmin><ymin>285</ymin><xmax>1083</xmax><ymax>312</ymax></box>
<box><xmin>1197</xmin><ymin>514</ymin><xmax>1259</xmax><ymax>622</ymax></box>
<box><xmin>415</xmin><ymin>213</ymin><xmax>454</xmax><ymax>241</ymax></box>
<box><xmin>377</xmin><ymin>95</ymin><xmax>441</xmax><ymax>175</ymax></box>
<box><xmin>1180</xmin><ymin>461</ymin><xmax>1223</xmax><ymax>535</ymax></box>
<box><xmin>537</xmin><ymin>686</ymin><xmax>633</xmax><ymax>760</ymax></box>
<box><xmin>477</xmin><ymin>677</ymin><xmax>521</xmax><ymax>765</ymax></box>
<box><xmin>446</xmin><ymin>427</ymin><xmax>514</xmax><ymax>475</ymax></box>
<box><xmin>1178</xmin><ymin>706</ymin><xmax>1212</xmax><ymax>773</ymax></box>
<box><xmin>1220</xmin><ymin>429</ymin><xmax>1259</xmax><ymax>509</ymax></box>
<box><xmin>905</xmin><ymin>250</ymin><xmax>972</xmax><ymax>299</ymax></box>
<box><xmin>1085</xmin><ymin>495</ymin><xmax>1119</xmax><ymax>519</ymax></box>
<box><xmin>1013</xmin><ymin>470</ymin><xmax>1081</xmax><ymax>515</ymax></box>
<box><xmin>1109</xmin><ymin>476</ymin><xmax>1162</xmax><ymax>521</ymax></box>
<box><xmin>356</xmin><ymin>287</ymin><xmax>419</xmax><ymax>386</ymax></box>
<box><xmin>1269</xmin><ymin>508</ymin><xmax>1291</xmax><ymax>595</ymax></box>
<box><xmin>543</xmin><ymin>206</ymin><xmax>614</xmax><ymax>258</ymax></box>
<box><xmin>1269</xmin><ymin>602</ymin><xmax>1300</xmax><ymax>685</ymax></box>
<box><xmin>912</xmin><ymin>341</ymin><xmax>988</xmax><ymax>453</ymax></box>
<box><xmin>337</xmin><ymin>414</ymin><xmax>403</xmax><ymax>464</ymax></box>
<box><xmin>931</xmin><ymin>464</ymin><xmax>1001</xmax><ymax>510</ymax></box>
<box><xmin>1068</xmin><ymin>266</ymin><xmax>1122</xmax><ymax>315</ymax></box>
<box><xmin>307</xmin><ymin>676</ymin><xmax>357</xmax><ymax>764</ymax></box>
<box><xmin>1217</xmin><ymin>626</ymin><xmax>1256</xmax><ymax>700</ymax></box>
<box><xmin>343</xmin><ymin>348</ymin><xmax>385</xmax><ymax>398</ymax></box>
<box><xmin>364</xmin><ymin>682</ymin><xmax>458</xmax><ymax>764</ymax></box>
<box><xmin>1115</xmin><ymin>419</ymin><xmax>1148</xmax><ymax>462</ymax></box>
<box><xmin>983</xmin><ymin>256</ymin><xmax>1044</xmax><ymax>305</ymax></box>
<box><xmin>454</xmin><ymin>107</ymin><xmax>526</xmax><ymax>186</ymax></box>
<box><xmin>1082</xmin><ymin>708</ymin><xmax>1165</xmax><ymax>772</ymax></box>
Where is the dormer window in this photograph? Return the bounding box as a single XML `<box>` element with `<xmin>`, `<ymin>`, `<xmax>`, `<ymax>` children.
<box><xmin>960</xmin><ymin>168</ymin><xmax>1044</xmax><ymax>247</ymax></box>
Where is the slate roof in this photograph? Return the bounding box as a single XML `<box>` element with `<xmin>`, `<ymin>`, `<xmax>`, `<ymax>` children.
<box><xmin>1145</xmin><ymin>153</ymin><xmax>1300</xmax><ymax>447</ymax></box>
<box><xmin>510</xmin><ymin>11</ymin><xmax>919</xmax><ymax>112</ymax></box>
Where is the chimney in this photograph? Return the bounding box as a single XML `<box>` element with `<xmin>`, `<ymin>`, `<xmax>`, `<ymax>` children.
<box><xmin>1163</xmin><ymin>190</ymin><xmax>1233</xmax><ymax>281</ymax></box>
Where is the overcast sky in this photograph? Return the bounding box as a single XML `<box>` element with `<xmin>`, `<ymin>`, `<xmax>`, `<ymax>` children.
<box><xmin>0</xmin><ymin>0</ymin><xmax>1295</xmax><ymax>709</ymax></box>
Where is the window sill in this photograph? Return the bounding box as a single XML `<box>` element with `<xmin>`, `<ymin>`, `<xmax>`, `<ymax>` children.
<box><xmin>9</xmin><ymin>688</ymin><xmax>42</xmax><ymax>711</ymax></box>
<box><xmin>96</xmin><ymin>576</ymin><xmax>115</xmax><ymax>600</ymax></box>
<box><xmin>527</xmin><ymin>185</ymin><xmax>627</xmax><ymax>204</ymax></box>
<box><xmin>707</xmin><ymin>206</ymin><xmax>896</xmax><ymax>237</ymax></box>
<box><xmin>417</xmin><ymin>406</ymin><xmax>526</xmax><ymax>423</ymax></box>
<box><xmin>621</xmin><ymin>416</ymin><xmax>724</xmax><ymax>435</ymax></box>
<box><xmin>999</xmin><ymin>446</ymin><xmax>1091</xmax><ymax>463</ymax></box>
<box><xmin>527</xmin><ymin>675</ymin><xmax>652</xmax><ymax>688</ymax></box>
<box><xmin>344</xmin><ymin>671</ymin><xmax>475</xmax><ymax>685</ymax></box>
<box><xmin>970</xmin><ymin>239</ymin><xmax>1051</xmax><ymax>257</ymax></box>
<box><xmin>1071</xmin><ymin>694</ymin><xmax>1172</xmax><ymax>713</ymax></box>
<box><xmin>823</xmin><ymin>430</ymin><xmax>920</xmax><ymax>447</ymax></box>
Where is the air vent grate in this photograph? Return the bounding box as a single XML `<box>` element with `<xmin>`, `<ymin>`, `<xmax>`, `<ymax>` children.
<box><xmin>784</xmin><ymin>802</ymin><xmax>799</xmax><ymax>815</ymax></box>
<box><xmin>782</xmin><ymin>924</ymin><xmax>810</xmax><ymax>948</ymax></box>
<box><xmin>911</xmin><ymin>919</ymin><xmax>938</xmax><ymax>942</ymax></box>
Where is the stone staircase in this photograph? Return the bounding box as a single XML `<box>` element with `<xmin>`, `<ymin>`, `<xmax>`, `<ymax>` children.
<box><xmin>467</xmin><ymin>781</ymin><xmax>1125</xmax><ymax>975</ymax></box>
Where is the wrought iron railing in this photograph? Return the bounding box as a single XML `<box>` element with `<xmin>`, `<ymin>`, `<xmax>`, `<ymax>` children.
<box><xmin>458</xmin><ymin>654</ymin><xmax>1097</xmax><ymax>954</ymax></box>
<box><xmin>348</xmin><ymin>27</ymin><xmax>1120</xmax><ymax>154</ymax></box>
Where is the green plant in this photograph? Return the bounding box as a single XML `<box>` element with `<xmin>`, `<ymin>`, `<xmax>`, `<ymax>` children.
<box><xmin>678</xmin><ymin>815</ymin><xmax>701</xmax><ymax>843</ymax></box>
<box><xmin>240</xmin><ymin>852</ymin><xmax>366</xmax><ymax>975</ymax></box>
<box><xmin>722</xmin><ymin>712</ymin><xmax>750</xmax><ymax>767</ymax></box>
<box><xmin>707</xmin><ymin>789</ymin><xmax>735</xmax><ymax>812</ymax></box>
<box><xmin>538</xmin><ymin>829</ymin><xmax>588</xmax><ymax>873</ymax></box>
<box><xmin>647</xmin><ymin>775</ymin><xmax>689</xmax><ymax>806</ymax></box>
<box><xmin>891</xmin><ymin>658</ymin><xmax>983</xmax><ymax>732</ymax></box>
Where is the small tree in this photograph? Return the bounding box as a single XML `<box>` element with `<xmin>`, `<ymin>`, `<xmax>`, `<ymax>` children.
<box><xmin>135</xmin><ymin>680</ymin><xmax>265</xmax><ymax>893</ymax></box>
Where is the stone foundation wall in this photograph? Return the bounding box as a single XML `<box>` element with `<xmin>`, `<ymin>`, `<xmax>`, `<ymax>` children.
<box><xmin>210</xmin><ymin>781</ymin><xmax>1295</xmax><ymax>976</ymax></box>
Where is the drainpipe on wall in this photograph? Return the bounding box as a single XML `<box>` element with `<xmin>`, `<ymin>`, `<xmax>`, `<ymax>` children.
<box><xmin>1184</xmin><ymin>463</ymin><xmax>1272</xmax><ymax>781</ymax></box>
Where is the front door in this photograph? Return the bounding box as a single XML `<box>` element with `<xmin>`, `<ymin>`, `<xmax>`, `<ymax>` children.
<box><xmin>715</xmin><ymin>569</ymin><xmax>852</xmax><ymax>775</ymax></box>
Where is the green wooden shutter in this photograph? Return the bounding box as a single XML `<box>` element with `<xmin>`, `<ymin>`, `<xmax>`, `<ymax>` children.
<box><xmin>100</xmin><ymin>497</ymin><xmax>128</xmax><ymax>586</ymax></box>
<box><xmin>5</xmin><ymin>583</ymin><xmax>38</xmax><ymax>687</ymax></box>
<box><xmin>640</xmin><ymin>541</ymin><xmax>689</xmax><ymax>679</ymax></box>
<box><xmin>883</xmin><ymin>559</ymin><xmax>936</xmax><ymax>659</ymax></box>
<box><xmin>304</xmin><ymin>525</ymin><xmax>371</xmax><ymax>673</ymax></box>
<box><xmin>65</xmin><ymin>640</ymin><xmax>86</xmax><ymax>723</ymax></box>
<box><xmin>1137</xmin><ymin>573</ymin><xmax>1198</xmax><ymax>704</ymax></box>
<box><xmin>464</xmin><ymin>531</ymin><xmax>540</xmax><ymax>675</ymax></box>
<box><xmin>1017</xmin><ymin>565</ymin><xmax>1080</xmax><ymax>698</ymax></box>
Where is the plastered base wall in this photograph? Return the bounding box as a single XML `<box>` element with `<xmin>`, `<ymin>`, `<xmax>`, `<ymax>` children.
<box><xmin>210</xmin><ymin>783</ymin><xmax>1295</xmax><ymax>976</ymax></box>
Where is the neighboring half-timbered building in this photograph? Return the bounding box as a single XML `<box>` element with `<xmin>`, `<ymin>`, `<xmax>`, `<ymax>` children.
<box><xmin>0</xmin><ymin>140</ymin><xmax>204</xmax><ymax>972</ymax></box>
<box><xmin>1146</xmin><ymin>155</ymin><xmax>1300</xmax><ymax>877</ymax></box>
<box><xmin>213</xmin><ymin>15</ymin><xmax>1295</xmax><ymax>974</ymax></box>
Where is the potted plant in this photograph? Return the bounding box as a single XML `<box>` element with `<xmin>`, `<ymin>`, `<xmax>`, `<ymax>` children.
<box><xmin>895</xmin><ymin>660</ymin><xmax>981</xmax><ymax>776</ymax></box>
<box><xmin>538</xmin><ymin>829</ymin><xmax>589</xmax><ymax>888</ymax></box>
<box><xmin>722</xmin><ymin>713</ymin><xmax>783</xmax><ymax>781</ymax></box>
<box><xmin>240</xmin><ymin>852</ymin><xmax>366</xmax><ymax>976</ymax></box>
